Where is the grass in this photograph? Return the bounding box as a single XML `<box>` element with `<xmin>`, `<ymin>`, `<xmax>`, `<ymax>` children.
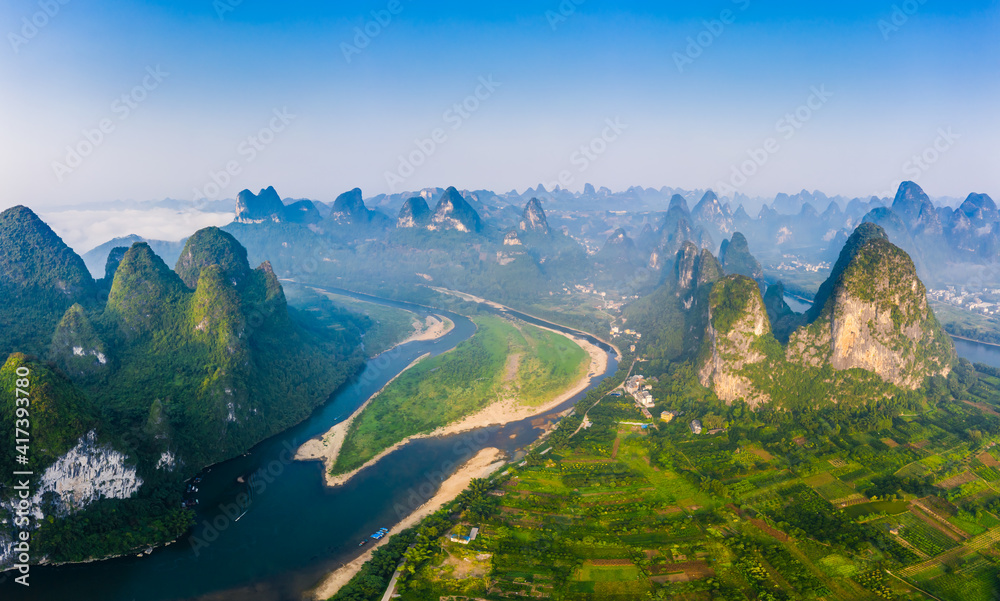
<box><xmin>914</xmin><ymin>559</ymin><xmax>1000</xmax><ymax>601</ymax></box>
<box><xmin>333</xmin><ymin>315</ymin><xmax>588</xmax><ymax>473</ymax></box>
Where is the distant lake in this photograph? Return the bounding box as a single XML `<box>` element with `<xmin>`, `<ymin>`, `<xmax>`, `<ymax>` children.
<box><xmin>952</xmin><ymin>337</ymin><xmax>1000</xmax><ymax>369</ymax></box>
<box><xmin>783</xmin><ymin>294</ymin><xmax>813</xmax><ymax>314</ymax></box>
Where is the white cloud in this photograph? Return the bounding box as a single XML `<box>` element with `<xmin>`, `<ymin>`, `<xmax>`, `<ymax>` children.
<box><xmin>39</xmin><ymin>209</ymin><xmax>235</xmax><ymax>254</ymax></box>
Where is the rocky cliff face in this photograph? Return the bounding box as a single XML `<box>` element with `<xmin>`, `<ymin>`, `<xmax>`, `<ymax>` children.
<box><xmin>519</xmin><ymin>198</ymin><xmax>550</xmax><ymax>235</ymax></box>
<box><xmin>30</xmin><ymin>431</ymin><xmax>142</xmax><ymax>517</ymax></box>
<box><xmin>0</xmin><ymin>431</ymin><xmax>141</xmax><ymax>569</ymax></box>
<box><xmin>397</xmin><ymin>196</ymin><xmax>432</xmax><ymax>228</ymax></box>
<box><xmin>429</xmin><ymin>187</ymin><xmax>482</xmax><ymax>233</ymax></box>
<box><xmin>790</xmin><ymin>236</ymin><xmax>954</xmax><ymax>388</ymax></box>
<box><xmin>675</xmin><ymin>242</ymin><xmax>700</xmax><ymax>292</ymax></box>
<box><xmin>697</xmin><ymin>223</ymin><xmax>954</xmax><ymax>404</ymax></box>
<box><xmin>698</xmin><ymin>275</ymin><xmax>773</xmax><ymax>407</ymax></box>
<box><xmin>234</xmin><ymin>187</ymin><xmax>286</xmax><ymax>224</ymax></box>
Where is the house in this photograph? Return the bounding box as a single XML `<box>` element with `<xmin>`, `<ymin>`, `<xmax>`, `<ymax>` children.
<box><xmin>635</xmin><ymin>390</ymin><xmax>654</xmax><ymax>408</ymax></box>
<box><xmin>625</xmin><ymin>375</ymin><xmax>646</xmax><ymax>394</ymax></box>
<box><xmin>660</xmin><ymin>411</ymin><xmax>677</xmax><ymax>423</ymax></box>
<box><xmin>689</xmin><ymin>420</ymin><xmax>703</xmax><ymax>435</ymax></box>
<box><xmin>450</xmin><ymin>527</ymin><xmax>480</xmax><ymax>545</ymax></box>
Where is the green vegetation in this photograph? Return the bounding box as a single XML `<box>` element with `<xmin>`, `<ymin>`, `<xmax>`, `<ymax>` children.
<box><xmin>721</xmin><ymin>232</ymin><xmax>763</xmax><ymax>280</ymax></box>
<box><xmin>0</xmin><ymin>206</ymin><xmax>99</xmax><ymax>359</ymax></box>
<box><xmin>0</xmin><ymin>215</ymin><xmax>374</xmax><ymax>565</ymax></box>
<box><xmin>709</xmin><ymin>275</ymin><xmax>765</xmax><ymax>336</ymax></box>
<box><xmin>284</xmin><ymin>285</ymin><xmax>422</xmax><ymax>357</ymax></box>
<box><xmin>344</xmin><ymin>356</ymin><xmax>1000</xmax><ymax>600</ymax></box>
<box><xmin>0</xmin><ymin>354</ymin><xmax>95</xmax><ymax>488</ymax></box>
<box><xmin>334</xmin><ymin>315</ymin><xmax>588</xmax><ymax>474</ymax></box>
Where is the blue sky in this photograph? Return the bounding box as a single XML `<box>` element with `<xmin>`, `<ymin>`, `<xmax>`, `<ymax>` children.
<box><xmin>1</xmin><ymin>0</ymin><xmax>997</xmax><ymax>209</ymax></box>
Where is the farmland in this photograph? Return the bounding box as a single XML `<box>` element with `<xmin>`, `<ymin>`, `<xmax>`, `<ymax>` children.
<box><xmin>332</xmin><ymin>360</ymin><xmax>1000</xmax><ymax>601</ymax></box>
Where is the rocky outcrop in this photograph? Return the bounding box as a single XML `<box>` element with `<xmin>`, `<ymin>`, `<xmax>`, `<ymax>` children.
<box><xmin>720</xmin><ymin>232</ymin><xmax>763</xmax><ymax>280</ymax></box>
<box><xmin>691</xmin><ymin>190</ymin><xmax>733</xmax><ymax>237</ymax></box>
<box><xmin>397</xmin><ymin>197</ymin><xmax>432</xmax><ymax>228</ymax></box>
<box><xmin>429</xmin><ymin>187</ymin><xmax>482</xmax><ymax>233</ymax></box>
<box><xmin>891</xmin><ymin>181</ymin><xmax>942</xmax><ymax>236</ymax></box>
<box><xmin>696</xmin><ymin>250</ymin><xmax>723</xmax><ymax>288</ymax></box>
<box><xmin>789</xmin><ymin>224</ymin><xmax>954</xmax><ymax>389</ymax></box>
<box><xmin>30</xmin><ymin>431</ymin><xmax>143</xmax><ymax>517</ymax></box>
<box><xmin>284</xmin><ymin>200</ymin><xmax>322</xmax><ymax>225</ymax></box>
<box><xmin>675</xmin><ymin>242</ymin><xmax>700</xmax><ymax>292</ymax></box>
<box><xmin>328</xmin><ymin>188</ymin><xmax>367</xmax><ymax>225</ymax></box>
<box><xmin>234</xmin><ymin>187</ymin><xmax>286</xmax><ymax>224</ymax></box>
<box><xmin>519</xmin><ymin>198</ymin><xmax>550</xmax><ymax>235</ymax></box>
<box><xmin>504</xmin><ymin>230</ymin><xmax>523</xmax><ymax>246</ymax></box>
<box><xmin>957</xmin><ymin>193</ymin><xmax>999</xmax><ymax>227</ymax></box>
<box><xmin>698</xmin><ymin>275</ymin><xmax>773</xmax><ymax>407</ymax></box>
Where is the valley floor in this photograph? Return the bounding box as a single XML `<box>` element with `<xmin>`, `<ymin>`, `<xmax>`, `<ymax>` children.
<box><xmin>357</xmin><ymin>372</ymin><xmax>1000</xmax><ymax>601</ymax></box>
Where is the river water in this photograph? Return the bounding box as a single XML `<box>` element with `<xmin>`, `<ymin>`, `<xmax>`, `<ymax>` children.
<box><xmin>3</xmin><ymin>289</ymin><xmax>617</xmax><ymax>601</ymax></box>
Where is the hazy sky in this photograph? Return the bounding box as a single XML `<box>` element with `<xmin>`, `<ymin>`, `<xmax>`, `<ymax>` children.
<box><xmin>1</xmin><ymin>0</ymin><xmax>998</xmax><ymax>210</ymax></box>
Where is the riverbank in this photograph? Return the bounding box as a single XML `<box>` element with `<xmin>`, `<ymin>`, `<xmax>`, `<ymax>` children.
<box><xmin>307</xmin><ymin>286</ymin><xmax>455</xmax><ymax>354</ymax></box>
<box><xmin>295</xmin><ymin>352</ymin><xmax>431</xmax><ymax>470</ymax></box>
<box><xmin>309</xmin><ymin>447</ymin><xmax>507</xmax><ymax>600</ymax></box>
<box><xmin>308</xmin><ymin>321</ymin><xmax>607</xmax><ymax>488</ymax></box>
<box><xmin>429</xmin><ymin>286</ymin><xmax>624</xmax><ymax>359</ymax></box>
<box><xmin>949</xmin><ymin>333</ymin><xmax>1000</xmax><ymax>349</ymax></box>
<box><xmin>397</xmin><ymin>314</ymin><xmax>455</xmax><ymax>347</ymax></box>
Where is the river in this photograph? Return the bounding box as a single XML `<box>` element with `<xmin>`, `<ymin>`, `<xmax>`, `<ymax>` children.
<box><xmin>3</xmin><ymin>289</ymin><xmax>617</xmax><ymax>601</ymax></box>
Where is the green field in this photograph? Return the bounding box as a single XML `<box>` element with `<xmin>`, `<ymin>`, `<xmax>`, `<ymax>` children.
<box><xmin>329</xmin><ymin>359</ymin><xmax>1000</xmax><ymax>601</ymax></box>
<box><xmin>333</xmin><ymin>315</ymin><xmax>589</xmax><ymax>473</ymax></box>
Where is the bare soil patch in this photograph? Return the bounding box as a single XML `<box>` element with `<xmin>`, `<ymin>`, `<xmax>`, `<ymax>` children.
<box><xmin>938</xmin><ymin>471</ymin><xmax>977</xmax><ymax>489</ymax></box>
